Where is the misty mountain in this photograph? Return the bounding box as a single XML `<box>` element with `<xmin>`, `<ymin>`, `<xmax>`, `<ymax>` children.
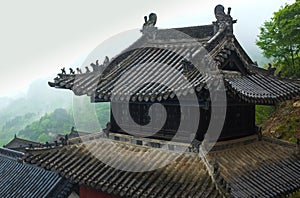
<box><xmin>0</xmin><ymin>113</ymin><xmax>40</xmax><ymax>146</ymax></box>
<box><xmin>247</xmin><ymin>47</ymin><xmax>269</xmax><ymax>66</ymax></box>
<box><xmin>0</xmin><ymin>97</ymin><xmax>12</xmax><ymax>111</ymax></box>
<box><xmin>0</xmin><ymin>78</ymin><xmax>74</xmax><ymax>145</ymax></box>
<box><xmin>17</xmin><ymin>103</ymin><xmax>110</xmax><ymax>144</ymax></box>
<box><xmin>0</xmin><ymin>77</ymin><xmax>110</xmax><ymax>146</ymax></box>
<box><xmin>0</xmin><ymin>78</ymin><xmax>73</xmax><ymax>126</ymax></box>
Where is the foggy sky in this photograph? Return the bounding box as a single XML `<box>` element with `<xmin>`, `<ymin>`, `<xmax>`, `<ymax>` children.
<box><xmin>0</xmin><ymin>0</ymin><xmax>294</xmax><ymax>97</ymax></box>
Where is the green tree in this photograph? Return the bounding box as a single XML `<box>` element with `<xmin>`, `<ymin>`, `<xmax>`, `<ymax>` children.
<box><xmin>256</xmin><ymin>0</ymin><xmax>300</xmax><ymax>77</ymax></box>
<box><xmin>255</xmin><ymin>105</ymin><xmax>275</xmax><ymax>125</ymax></box>
<box><xmin>37</xmin><ymin>133</ymin><xmax>50</xmax><ymax>142</ymax></box>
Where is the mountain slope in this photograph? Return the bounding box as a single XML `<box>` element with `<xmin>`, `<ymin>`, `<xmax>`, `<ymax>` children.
<box><xmin>0</xmin><ymin>113</ymin><xmax>40</xmax><ymax>146</ymax></box>
<box><xmin>262</xmin><ymin>97</ymin><xmax>300</xmax><ymax>143</ymax></box>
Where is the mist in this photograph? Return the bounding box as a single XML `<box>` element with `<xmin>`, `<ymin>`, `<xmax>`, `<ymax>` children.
<box><xmin>0</xmin><ymin>0</ymin><xmax>294</xmax><ymax>97</ymax></box>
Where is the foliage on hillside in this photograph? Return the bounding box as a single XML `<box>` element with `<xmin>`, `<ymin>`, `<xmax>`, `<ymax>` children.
<box><xmin>0</xmin><ymin>78</ymin><xmax>74</xmax><ymax>146</ymax></box>
<box><xmin>95</xmin><ymin>103</ymin><xmax>110</xmax><ymax>129</ymax></box>
<box><xmin>18</xmin><ymin>108</ymin><xmax>75</xmax><ymax>142</ymax></box>
<box><xmin>262</xmin><ymin>97</ymin><xmax>300</xmax><ymax>143</ymax></box>
<box><xmin>0</xmin><ymin>113</ymin><xmax>40</xmax><ymax>146</ymax></box>
<box><xmin>71</xmin><ymin>97</ymin><xmax>110</xmax><ymax>132</ymax></box>
<box><xmin>16</xmin><ymin>102</ymin><xmax>110</xmax><ymax>144</ymax></box>
<box><xmin>256</xmin><ymin>0</ymin><xmax>300</xmax><ymax>144</ymax></box>
<box><xmin>255</xmin><ymin>105</ymin><xmax>275</xmax><ymax>125</ymax></box>
<box><xmin>291</xmin><ymin>190</ymin><xmax>300</xmax><ymax>198</ymax></box>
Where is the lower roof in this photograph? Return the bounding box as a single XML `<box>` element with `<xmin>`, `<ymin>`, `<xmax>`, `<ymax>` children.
<box><xmin>0</xmin><ymin>148</ymin><xmax>73</xmax><ymax>198</ymax></box>
<box><xmin>4</xmin><ymin>136</ymin><xmax>40</xmax><ymax>150</ymax></box>
<box><xmin>25</xmin><ymin>134</ymin><xmax>300</xmax><ymax>197</ymax></box>
<box><xmin>209</xmin><ymin>136</ymin><xmax>300</xmax><ymax>197</ymax></box>
<box><xmin>25</xmin><ymin>138</ymin><xmax>224</xmax><ymax>197</ymax></box>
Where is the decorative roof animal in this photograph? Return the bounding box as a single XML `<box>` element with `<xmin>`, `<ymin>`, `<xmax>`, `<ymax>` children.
<box><xmin>143</xmin><ymin>13</ymin><xmax>157</xmax><ymax>27</ymax></box>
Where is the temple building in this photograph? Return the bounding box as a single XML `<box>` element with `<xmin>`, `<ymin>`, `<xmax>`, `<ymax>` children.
<box><xmin>3</xmin><ymin>134</ymin><xmax>41</xmax><ymax>152</ymax></box>
<box><xmin>26</xmin><ymin>5</ymin><xmax>300</xmax><ymax>197</ymax></box>
<box><xmin>48</xmin><ymin>6</ymin><xmax>299</xmax><ymax>143</ymax></box>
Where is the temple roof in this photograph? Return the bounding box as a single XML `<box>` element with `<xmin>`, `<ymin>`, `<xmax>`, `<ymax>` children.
<box><xmin>24</xmin><ymin>135</ymin><xmax>300</xmax><ymax>197</ymax></box>
<box><xmin>56</xmin><ymin>128</ymin><xmax>92</xmax><ymax>141</ymax></box>
<box><xmin>0</xmin><ymin>148</ymin><xmax>74</xmax><ymax>198</ymax></box>
<box><xmin>208</xmin><ymin>136</ymin><xmax>300</xmax><ymax>197</ymax></box>
<box><xmin>24</xmin><ymin>138</ymin><xmax>226</xmax><ymax>197</ymax></box>
<box><xmin>48</xmin><ymin>9</ymin><xmax>300</xmax><ymax>105</ymax></box>
<box><xmin>4</xmin><ymin>135</ymin><xmax>41</xmax><ymax>151</ymax></box>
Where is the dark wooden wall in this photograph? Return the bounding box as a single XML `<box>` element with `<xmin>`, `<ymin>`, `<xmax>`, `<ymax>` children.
<box><xmin>110</xmin><ymin>101</ymin><xmax>182</xmax><ymax>140</ymax></box>
<box><xmin>219</xmin><ymin>96</ymin><xmax>256</xmax><ymax>140</ymax></box>
<box><xmin>110</xmin><ymin>96</ymin><xmax>256</xmax><ymax>142</ymax></box>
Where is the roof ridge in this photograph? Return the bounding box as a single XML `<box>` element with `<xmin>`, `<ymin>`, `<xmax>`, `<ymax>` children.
<box><xmin>199</xmin><ymin>148</ymin><xmax>231</xmax><ymax>196</ymax></box>
<box><xmin>0</xmin><ymin>147</ymin><xmax>24</xmax><ymax>160</ymax></box>
<box><xmin>13</xmin><ymin>137</ymin><xmax>40</xmax><ymax>144</ymax></box>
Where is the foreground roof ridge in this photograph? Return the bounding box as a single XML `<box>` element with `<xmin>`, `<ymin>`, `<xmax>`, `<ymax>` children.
<box><xmin>0</xmin><ymin>147</ymin><xmax>24</xmax><ymax>160</ymax></box>
<box><xmin>199</xmin><ymin>146</ymin><xmax>231</xmax><ymax>196</ymax></box>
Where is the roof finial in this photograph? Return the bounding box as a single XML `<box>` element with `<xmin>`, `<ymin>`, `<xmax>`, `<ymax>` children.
<box><xmin>61</xmin><ymin>67</ymin><xmax>66</xmax><ymax>75</ymax></box>
<box><xmin>143</xmin><ymin>13</ymin><xmax>157</xmax><ymax>27</ymax></box>
<box><xmin>85</xmin><ymin>66</ymin><xmax>91</xmax><ymax>73</ymax></box>
<box><xmin>227</xmin><ymin>7</ymin><xmax>231</xmax><ymax>15</ymax></box>
<box><xmin>213</xmin><ymin>5</ymin><xmax>237</xmax><ymax>35</ymax></box>
<box><xmin>141</xmin><ymin>13</ymin><xmax>158</xmax><ymax>39</ymax></box>
<box><xmin>103</xmin><ymin>56</ymin><xmax>110</xmax><ymax>67</ymax></box>
<box><xmin>69</xmin><ymin>68</ymin><xmax>75</xmax><ymax>75</ymax></box>
<box><xmin>76</xmin><ymin>67</ymin><xmax>82</xmax><ymax>74</ymax></box>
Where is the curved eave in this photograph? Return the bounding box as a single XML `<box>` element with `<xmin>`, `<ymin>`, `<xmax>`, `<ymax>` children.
<box><xmin>48</xmin><ymin>71</ymin><xmax>300</xmax><ymax>104</ymax></box>
<box><xmin>48</xmin><ymin>82</ymin><xmax>56</xmax><ymax>87</ymax></box>
<box><xmin>225</xmin><ymin>74</ymin><xmax>300</xmax><ymax>105</ymax></box>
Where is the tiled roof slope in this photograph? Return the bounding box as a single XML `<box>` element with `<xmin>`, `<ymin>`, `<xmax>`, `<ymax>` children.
<box><xmin>0</xmin><ymin>148</ymin><xmax>74</xmax><ymax>198</ymax></box>
<box><xmin>25</xmin><ymin>139</ymin><xmax>225</xmax><ymax>198</ymax></box>
<box><xmin>25</xmin><ymin>136</ymin><xmax>300</xmax><ymax>197</ymax></box>
<box><xmin>48</xmin><ymin>25</ymin><xmax>300</xmax><ymax>105</ymax></box>
<box><xmin>207</xmin><ymin>137</ymin><xmax>300</xmax><ymax>197</ymax></box>
<box><xmin>158</xmin><ymin>25</ymin><xmax>215</xmax><ymax>40</ymax></box>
